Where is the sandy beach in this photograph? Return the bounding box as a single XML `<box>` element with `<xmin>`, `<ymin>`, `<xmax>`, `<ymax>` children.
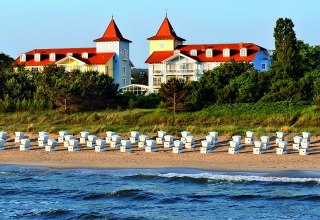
<box><xmin>1</xmin><ymin>132</ymin><xmax>320</xmax><ymax>172</ymax></box>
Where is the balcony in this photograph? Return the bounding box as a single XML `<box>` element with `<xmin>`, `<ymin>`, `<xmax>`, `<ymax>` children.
<box><xmin>165</xmin><ymin>69</ymin><xmax>196</xmax><ymax>74</ymax></box>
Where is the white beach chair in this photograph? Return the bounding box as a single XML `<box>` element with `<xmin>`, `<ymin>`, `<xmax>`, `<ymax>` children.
<box><xmin>120</xmin><ymin>140</ymin><xmax>132</xmax><ymax>152</ymax></box>
<box><xmin>106</xmin><ymin>131</ymin><xmax>116</xmax><ymax>144</ymax></box>
<box><xmin>45</xmin><ymin>139</ymin><xmax>57</xmax><ymax>152</ymax></box>
<box><xmin>184</xmin><ymin>136</ymin><xmax>195</xmax><ymax>149</ymax></box>
<box><xmin>302</xmin><ymin>132</ymin><xmax>311</xmax><ymax>143</ymax></box>
<box><xmin>87</xmin><ymin>135</ymin><xmax>97</xmax><ymax>148</ymax></box>
<box><xmin>15</xmin><ymin>132</ymin><xmax>24</xmax><ymax>143</ymax></box>
<box><xmin>228</xmin><ymin>140</ymin><xmax>240</xmax><ymax>154</ymax></box>
<box><xmin>173</xmin><ymin>140</ymin><xmax>183</xmax><ymax>154</ymax></box>
<box><xmin>129</xmin><ymin>131</ymin><xmax>139</xmax><ymax>144</ymax></box>
<box><xmin>253</xmin><ymin>141</ymin><xmax>264</xmax><ymax>154</ymax></box>
<box><xmin>292</xmin><ymin>136</ymin><xmax>302</xmax><ymax>151</ymax></box>
<box><xmin>68</xmin><ymin>139</ymin><xmax>79</xmax><ymax>152</ymax></box>
<box><xmin>156</xmin><ymin>130</ymin><xmax>166</xmax><ymax>145</ymax></box>
<box><xmin>80</xmin><ymin>131</ymin><xmax>90</xmax><ymax>144</ymax></box>
<box><xmin>276</xmin><ymin>131</ymin><xmax>285</xmax><ymax>145</ymax></box>
<box><xmin>163</xmin><ymin>135</ymin><xmax>174</xmax><ymax>148</ymax></box>
<box><xmin>260</xmin><ymin>136</ymin><xmax>270</xmax><ymax>150</ymax></box>
<box><xmin>64</xmin><ymin>135</ymin><xmax>74</xmax><ymax>147</ymax></box>
<box><xmin>110</xmin><ymin>135</ymin><xmax>121</xmax><ymax>148</ymax></box>
<box><xmin>209</xmin><ymin>131</ymin><xmax>219</xmax><ymax>144</ymax></box>
<box><xmin>138</xmin><ymin>135</ymin><xmax>149</xmax><ymax>148</ymax></box>
<box><xmin>145</xmin><ymin>140</ymin><xmax>157</xmax><ymax>152</ymax></box>
<box><xmin>276</xmin><ymin>140</ymin><xmax>288</xmax><ymax>155</ymax></box>
<box><xmin>200</xmin><ymin>140</ymin><xmax>212</xmax><ymax>154</ymax></box>
<box><xmin>181</xmin><ymin>131</ymin><xmax>190</xmax><ymax>144</ymax></box>
<box><xmin>95</xmin><ymin>139</ymin><xmax>106</xmax><ymax>152</ymax></box>
<box><xmin>245</xmin><ymin>131</ymin><xmax>255</xmax><ymax>144</ymax></box>
<box><xmin>20</xmin><ymin>138</ymin><xmax>30</xmax><ymax>151</ymax></box>
<box><xmin>0</xmin><ymin>131</ymin><xmax>8</xmax><ymax>140</ymax></box>
<box><xmin>38</xmin><ymin>134</ymin><xmax>48</xmax><ymax>147</ymax></box>
<box><xmin>232</xmin><ymin>135</ymin><xmax>243</xmax><ymax>148</ymax></box>
<box><xmin>58</xmin><ymin>130</ymin><xmax>68</xmax><ymax>143</ymax></box>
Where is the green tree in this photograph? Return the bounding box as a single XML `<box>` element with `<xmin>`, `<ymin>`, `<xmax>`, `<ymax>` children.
<box><xmin>160</xmin><ymin>78</ymin><xmax>189</xmax><ymax>112</ymax></box>
<box><xmin>0</xmin><ymin>52</ymin><xmax>14</xmax><ymax>72</ymax></box>
<box><xmin>271</xmin><ymin>18</ymin><xmax>300</xmax><ymax>79</ymax></box>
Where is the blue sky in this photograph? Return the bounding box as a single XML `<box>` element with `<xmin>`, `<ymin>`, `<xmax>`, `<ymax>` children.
<box><xmin>0</xmin><ymin>0</ymin><xmax>319</xmax><ymax>67</ymax></box>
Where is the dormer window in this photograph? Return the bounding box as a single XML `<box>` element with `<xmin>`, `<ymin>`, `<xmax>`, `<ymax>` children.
<box><xmin>67</xmin><ymin>53</ymin><xmax>73</xmax><ymax>57</ymax></box>
<box><xmin>223</xmin><ymin>49</ymin><xmax>230</xmax><ymax>57</ymax></box>
<box><xmin>206</xmin><ymin>49</ymin><xmax>213</xmax><ymax>58</ymax></box>
<box><xmin>190</xmin><ymin>50</ymin><xmax>197</xmax><ymax>56</ymax></box>
<box><xmin>82</xmin><ymin>52</ymin><xmax>88</xmax><ymax>59</ymax></box>
<box><xmin>20</xmin><ymin>53</ymin><xmax>26</xmax><ymax>62</ymax></box>
<box><xmin>49</xmin><ymin>53</ymin><xmax>56</xmax><ymax>62</ymax></box>
<box><xmin>34</xmin><ymin>53</ymin><xmax>41</xmax><ymax>62</ymax></box>
<box><xmin>240</xmin><ymin>48</ymin><xmax>247</xmax><ymax>57</ymax></box>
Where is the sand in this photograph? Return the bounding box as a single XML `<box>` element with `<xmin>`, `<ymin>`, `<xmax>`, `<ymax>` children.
<box><xmin>1</xmin><ymin>132</ymin><xmax>320</xmax><ymax>172</ymax></box>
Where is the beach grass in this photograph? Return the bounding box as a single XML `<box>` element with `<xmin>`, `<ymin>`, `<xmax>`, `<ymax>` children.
<box><xmin>0</xmin><ymin>102</ymin><xmax>319</xmax><ymax>136</ymax></box>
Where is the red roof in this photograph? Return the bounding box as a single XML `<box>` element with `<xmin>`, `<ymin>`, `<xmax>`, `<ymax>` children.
<box><xmin>147</xmin><ymin>17</ymin><xmax>185</xmax><ymax>41</ymax></box>
<box><xmin>145</xmin><ymin>43</ymin><xmax>261</xmax><ymax>63</ymax></box>
<box><xmin>94</xmin><ymin>19</ymin><xmax>131</xmax><ymax>43</ymax></box>
<box><xmin>145</xmin><ymin>51</ymin><xmax>174</xmax><ymax>63</ymax></box>
<box><xmin>16</xmin><ymin>48</ymin><xmax>115</xmax><ymax>66</ymax></box>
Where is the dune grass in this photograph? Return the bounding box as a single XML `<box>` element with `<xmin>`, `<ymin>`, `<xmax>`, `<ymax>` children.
<box><xmin>0</xmin><ymin>102</ymin><xmax>319</xmax><ymax>136</ymax></box>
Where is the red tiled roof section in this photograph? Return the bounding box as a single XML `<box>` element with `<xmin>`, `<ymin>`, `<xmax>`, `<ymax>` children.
<box><xmin>145</xmin><ymin>43</ymin><xmax>261</xmax><ymax>63</ymax></box>
<box><xmin>94</xmin><ymin>19</ymin><xmax>131</xmax><ymax>43</ymax></box>
<box><xmin>16</xmin><ymin>48</ymin><xmax>115</xmax><ymax>66</ymax></box>
<box><xmin>145</xmin><ymin>51</ymin><xmax>174</xmax><ymax>63</ymax></box>
<box><xmin>147</xmin><ymin>17</ymin><xmax>185</xmax><ymax>41</ymax></box>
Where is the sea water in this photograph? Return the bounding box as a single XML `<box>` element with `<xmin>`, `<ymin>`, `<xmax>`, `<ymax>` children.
<box><xmin>0</xmin><ymin>165</ymin><xmax>320</xmax><ymax>219</ymax></box>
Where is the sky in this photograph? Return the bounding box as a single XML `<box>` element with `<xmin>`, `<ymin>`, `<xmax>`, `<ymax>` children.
<box><xmin>1</xmin><ymin>0</ymin><xmax>319</xmax><ymax>67</ymax></box>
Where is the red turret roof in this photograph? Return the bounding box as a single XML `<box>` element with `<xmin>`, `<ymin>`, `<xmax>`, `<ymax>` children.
<box><xmin>94</xmin><ymin>19</ymin><xmax>131</xmax><ymax>43</ymax></box>
<box><xmin>147</xmin><ymin>17</ymin><xmax>185</xmax><ymax>41</ymax></box>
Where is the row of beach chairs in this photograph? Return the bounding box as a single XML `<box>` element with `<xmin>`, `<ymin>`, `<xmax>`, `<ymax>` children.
<box><xmin>228</xmin><ymin>131</ymin><xmax>311</xmax><ymax>155</ymax></box>
<box><xmin>0</xmin><ymin>130</ymin><xmax>313</xmax><ymax>155</ymax></box>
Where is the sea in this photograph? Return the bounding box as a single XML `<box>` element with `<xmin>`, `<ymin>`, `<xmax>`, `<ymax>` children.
<box><xmin>0</xmin><ymin>165</ymin><xmax>320</xmax><ymax>220</ymax></box>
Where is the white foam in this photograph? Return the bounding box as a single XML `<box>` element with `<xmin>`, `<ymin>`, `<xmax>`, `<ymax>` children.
<box><xmin>158</xmin><ymin>172</ymin><xmax>320</xmax><ymax>183</ymax></box>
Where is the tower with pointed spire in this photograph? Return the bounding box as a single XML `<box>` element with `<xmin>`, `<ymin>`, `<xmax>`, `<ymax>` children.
<box><xmin>147</xmin><ymin>15</ymin><xmax>185</xmax><ymax>55</ymax></box>
<box><xmin>94</xmin><ymin>17</ymin><xmax>132</xmax><ymax>87</ymax></box>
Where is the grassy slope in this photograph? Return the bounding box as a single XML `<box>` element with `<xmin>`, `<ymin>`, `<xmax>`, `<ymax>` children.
<box><xmin>0</xmin><ymin>102</ymin><xmax>319</xmax><ymax>136</ymax></box>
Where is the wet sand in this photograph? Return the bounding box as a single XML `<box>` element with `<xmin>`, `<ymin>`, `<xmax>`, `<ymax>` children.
<box><xmin>1</xmin><ymin>133</ymin><xmax>320</xmax><ymax>172</ymax></box>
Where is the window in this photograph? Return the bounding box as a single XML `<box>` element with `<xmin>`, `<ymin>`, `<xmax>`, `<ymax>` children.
<box><xmin>153</xmin><ymin>77</ymin><xmax>162</xmax><ymax>87</ymax></box>
<box><xmin>240</xmin><ymin>48</ymin><xmax>247</xmax><ymax>57</ymax></box>
<box><xmin>20</xmin><ymin>54</ymin><xmax>26</xmax><ymax>62</ymax></box>
<box><xmin>190</xmin><ymin>50</ymin><xmax>197</xmax><ymax>56</ymax></box>
<box><xmin>261</xmin><ymin>63</ymin><xmax>266</xmax><ymax>70</ymax></box>
<box><xmin>31</xmin><ymin>67</ymin><xmax>39</xmax><ymax>73</ymax></box>
<box><xmin>206</xmin><ymin>49</ymin><xmax>213</xmax><ymax>57</ymax></box>
<box><xmin>106</xmin><ymin>66</ymin><xmax>109</xmax><ymax>75</ymax></box>
<box><xmin>223</xmin><ymin>49</ymin><xmax>230</xmax><ymax>57</ymax></box>
<box><xmin>82</xmin><ymin>52</ymin><xmax>88</xmax><ymax>59</ymax></box>
<box><xmin>159</xmin><ymin>43</ymin><xmax>164</xmax><ymax>48</ymax></box>
<box><xmin>122</xmin><ymin>77</ymin><xmax>126</xmax><ymax>86</ymax></box>
<box><xmin>49</xmin><ymin>53</ymin><xmax>56</xmax><ymax>62</ymax></box>
<box><xmin>34</xmin><ymin>53</ymin><xmax>41</xmax><ymax>62</ymax></box>
<box><xmin>122</xmin><ymin>49</ymin><xmax>127</xmax><ymax>60</ymax></box>
<box><xmin>122</xmin><ymin>66</ymin><xmax>126</xmax><ymax>76</ymax></box>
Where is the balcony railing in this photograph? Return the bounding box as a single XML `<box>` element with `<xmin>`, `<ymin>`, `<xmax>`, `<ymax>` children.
<box><xmin>166</xmin><ymin>69</ymin><xmax>195</xmax><ymax>74</ymax></box>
